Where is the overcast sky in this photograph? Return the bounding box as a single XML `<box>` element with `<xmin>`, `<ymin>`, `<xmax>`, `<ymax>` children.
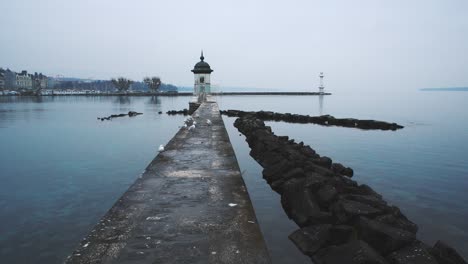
<box><xmin>1</xmin><ymin>0</ymin><xmax>467</xmax><ymax>93</ymax></box>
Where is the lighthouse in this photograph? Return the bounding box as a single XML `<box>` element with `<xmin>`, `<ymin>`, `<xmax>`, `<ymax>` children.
<box><xmin>191</xmin><ymin>51</ymin><xmax>213</xmax><ymax>101</ymax></box>
<box><xmin>318</xmin><ymin>72</ymin><xmax>325</xmax><ymax>94</ymax></box>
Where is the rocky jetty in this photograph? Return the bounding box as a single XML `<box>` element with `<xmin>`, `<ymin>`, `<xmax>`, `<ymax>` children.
<box><xmin>166</xmin><ymin>108</ymin><xmax>189</xmax><ymax>115</ymax></box>
<box><xmin>222</xmin><ymin>109</ymin><xmax>404</xmax><ymax>130</ymax></box>
<box><xmin>97</xmin><ymin>111</ymin><xmax>142</xmax><ymax>121</ymax></box>
<box><xmin>234</xmin><ymin>115</ymin><xmax>466</xmax><ymax>264</ymax></box>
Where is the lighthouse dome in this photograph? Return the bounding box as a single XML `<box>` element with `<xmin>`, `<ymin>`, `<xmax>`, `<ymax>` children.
<box><xmin>191</xmin><ymin>52</ymin><xmax>213</xmax><ymax>74</ymax></box>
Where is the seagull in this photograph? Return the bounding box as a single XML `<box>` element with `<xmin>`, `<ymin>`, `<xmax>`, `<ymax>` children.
<box><xmin>188</xmin><ymin>124</ymin><xmax>196</xmax><ymax>131</ymax></box>
<box><xmin>158</xmin><ymin>145</ymin><xmax>165</xmax><ymax>152</ymax></box>
<box><xmin>206</xmin><ymin>119</ymin><xmax>212</xmax><ymax>125</ymax></box>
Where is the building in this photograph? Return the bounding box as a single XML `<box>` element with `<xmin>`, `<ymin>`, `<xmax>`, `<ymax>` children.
<box><xmin>191</xmin><ymin>51</ymin><xmax>213</xmax><ymax>98</ymax></box>
<box><xmin>16</xmin><ymin>70</ymin><xmax>33</xmax><ymax>89</ymax></box>
<box><xmin>4</xmin><ymin>69</ymin><xmax>17</xmax><ymax>89</ymax></box>
<box><xmin>0</xmin><ymin>68</ymin><xmax>5</xmax><ymax>90</ymax></box>
<box><xmin>32</xmin><ymin>72</ymin><xmax>48</xmax><ymax>90</ymax></box>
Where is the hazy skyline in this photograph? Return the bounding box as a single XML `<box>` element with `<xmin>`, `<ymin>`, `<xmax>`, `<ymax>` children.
<box><xmin>1</xmin><ymin>0</ymin><xmax>467</xmax><ymax>93</ymax></box>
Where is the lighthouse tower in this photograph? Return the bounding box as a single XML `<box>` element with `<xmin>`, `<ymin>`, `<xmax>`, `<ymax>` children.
<box><xmin>318</xmin><ymin>72</ymin><xmax>325</xmax><ymax>94</ymax></box>
<box><xmin>191</xmin><ymin>51</ymin><xmax>213</xmax><ymax>101</ymax></box>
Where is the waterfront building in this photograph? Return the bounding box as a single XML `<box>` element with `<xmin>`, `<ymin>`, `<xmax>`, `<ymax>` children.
<box><xmin>32</xmin><ymin>72</ymin><xmax>48</xmax><ymax>90</ymax></box>
<box><xmin>16</xmin><ymin>70</ymin><xmax>33</xmax><ymax>89</ymax></box>
<box><xmin>4</xmin><ymin>69</ymin><xmax>17</xmax><ymax>89</ymax></box>
<box><xmin>191</xmin><ymin>51</ymin><xmax>213</xmax><ymax>97</ymax></box>
<box><xmin>0</xmin><ymin>68</ymin><xmax>5</xmax><ymax>90</ymax></box>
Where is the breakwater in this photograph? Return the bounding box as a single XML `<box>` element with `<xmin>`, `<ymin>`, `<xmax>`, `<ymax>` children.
<box><xmin>97</xmin><ymin>111</ymin><xmax>142</xmax><ymax>121</ymax></box>
<box><xmin>66</xmin><ymin>101</ymin><xmax>270</xmax><ymax>263</ymax></box>
<box><xmin>222</xmin><ymin>110</ymin><xmax>404</xmax><ymax>131</ymax></box>
<box><xmin>234</xmin><ymin>115</ymin><xmax>466</xmax><ymax>264</ymax></box>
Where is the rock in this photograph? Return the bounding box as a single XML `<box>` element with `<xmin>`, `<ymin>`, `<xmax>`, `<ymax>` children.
<box><xmin>304</xmin><ymin>172</ymin><xmax>328</xmax><ymax>190</ymax></box>
<box><xmin>288</xmin><ymin>224</ymin><xmax>332</xmax><ymax>256</ymax></box>
<box><xmin>357</xmin><ymin>217</ymin><xmax>415</xmax><ymax>255</ymax></box>
<box><xmin>281</xmin><ymin>178</ymin><xmax>332</xmax><ymax>227</ymax></box>
<box><xmin>387</xmin><ymin>242</ymin><xmax>439</xmax><ymax>264</ymax></box>
<box><xmin>314</xmin><ymin>156</ymin><xmax>333</xmax><ymax>169</ymax></box>
<box><xmin>429</xmin><ymin>240</ymin><xmax>467</xmax><ymax>264</ymax></box>
<box><xmin>343</xmin><ymin>194</ymin><xmax>389</xmax><ymax>211</ymax></box>
<box><xmin>262</xmin><ymin>159</ymin><xmax>292</xmax><ymax>183</ymax></box>
<box><xmin>314</xmin><ymin>240</ymin><xmax>389</xmax><ymax>264</ymax></box>
<box><xmin>331</xmin><ymin>163</ymin><xmax>346</xmax><ymax>174</ymax></box>
<box><xmin>317</xmin><ymin>184</ymin><xmax>338</xmax><ymax>206</ymax></box>
<box><xmin>128</xmin><ymin>111</ymin><xmax>142</xmax><ymax>117</ymax></box>
<box><xmin>342</xmin><ymin>167</ymin><xmax>354</xmax><ymax>177</ymax></box>
<box><xmin>330</xmin><ymin>199</ymin><xmax>383</xmax><ymax>223</ymax></box>
<box><xmin>374</xmin><ymin>213</ymin><xmax>418</xmax><ymax>234</ymax></box>
<box><xmin>329</xmin><ymin>225</ymin><xmax>355</xmax><ymax>245</ymax></box>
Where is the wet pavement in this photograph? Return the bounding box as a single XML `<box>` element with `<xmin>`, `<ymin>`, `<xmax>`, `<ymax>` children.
<box><xmin>65</xmin><ymin>101</ymin><xmax>271</xmax><ymax>264</ymax></box>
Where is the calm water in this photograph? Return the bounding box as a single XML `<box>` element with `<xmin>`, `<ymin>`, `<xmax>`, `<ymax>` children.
<box><xmin>0</xmin><ymin>92</ymin><xmax>467</xmax><ymax>263</ymax></box>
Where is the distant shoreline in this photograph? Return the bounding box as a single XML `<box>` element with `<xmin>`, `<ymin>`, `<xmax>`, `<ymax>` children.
<box><xmin>0</xmin><ymin>92</ymin><xmax>331</xmax><ymax>97</ymax></box>
<box><xmin>420</xmin><ymin>87</ymin><xmax>468</xmax><ymax>92</ymax></box>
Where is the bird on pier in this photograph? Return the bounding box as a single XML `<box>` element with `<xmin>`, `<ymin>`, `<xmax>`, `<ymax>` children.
<box><xmin>207</xmin><ymin>119</ymin><xmax>212</xmax><ymax>125</ymax></box>
<box><xmin>158</xmin><ymin>145</ymin><xmax>165</xmax><ymax>152</ymax></box>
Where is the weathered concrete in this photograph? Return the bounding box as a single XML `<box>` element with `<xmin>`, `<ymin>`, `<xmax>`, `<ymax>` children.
<box><xmin>65</xmin><ymin>101</ymin><xmax>271</xmax><ymax>264</ymax></box>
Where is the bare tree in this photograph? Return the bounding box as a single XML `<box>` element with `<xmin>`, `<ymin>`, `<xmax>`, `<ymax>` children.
<box><xmin>143</xmin><ymin>77</ymin><xmax>162</xmax><ymax>93</ymax></box>
<box><xmin>111</xmin><ymin>77</ymin><xmax>133</xmax><ymax>93</ymax></box>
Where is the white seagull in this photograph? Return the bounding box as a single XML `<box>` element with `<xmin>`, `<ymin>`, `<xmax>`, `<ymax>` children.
<box><xmin>158</xmin><ymin>145</ymin><xmax>165</xmax><ymax>152</ymax></box>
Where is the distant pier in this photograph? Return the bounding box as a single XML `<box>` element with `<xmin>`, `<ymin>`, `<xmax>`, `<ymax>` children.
<box><xmin>66</xmin><ymin>99</ymin><xmax>270</xmax><ymax>263</ymax></box>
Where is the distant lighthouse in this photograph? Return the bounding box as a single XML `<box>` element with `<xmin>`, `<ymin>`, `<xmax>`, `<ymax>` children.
<box><xmin>191</xmin><ymin>51</ymin><xmax>213</xmax><ymax>101</ymax></box>
<box><xmin>318</xmin><ymin>72</ymin><xmax>325</xmax><ymax>94</ymax></box>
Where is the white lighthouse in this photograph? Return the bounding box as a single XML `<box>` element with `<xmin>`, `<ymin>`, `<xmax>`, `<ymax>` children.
<box><xmin>318</xmin><ymin>72</ymin><xmax>325</xmax><ymax>94</ymax></box>
<box><xmin>191</xmin><ymin>51</ymin><xmax>213</xmax><ymax>101</ymax></box>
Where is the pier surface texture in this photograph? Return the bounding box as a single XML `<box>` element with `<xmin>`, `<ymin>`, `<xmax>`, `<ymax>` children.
<box><xmin>66</xmin><ymin>101</ymin><xmax>271</xmax><ymax>264</ymax></box>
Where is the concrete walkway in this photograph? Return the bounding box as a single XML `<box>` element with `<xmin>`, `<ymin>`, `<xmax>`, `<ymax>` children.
<box><xmin>66</xmin><ymin>101</ymin><xmax>271</xmax><ymax>264</ymax></box>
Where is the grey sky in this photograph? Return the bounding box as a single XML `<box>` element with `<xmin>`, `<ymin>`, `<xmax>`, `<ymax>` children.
<box><xmin>1</xmin><ymin>0</ymin><xmax>467</xmax><ymax>93</ymax></box>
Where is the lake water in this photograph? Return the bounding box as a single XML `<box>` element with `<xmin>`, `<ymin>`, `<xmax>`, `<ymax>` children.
<box><xmin>0</xmin><ymin>92</ymin><xmax>467</xmax><ymax>263</ymax></box>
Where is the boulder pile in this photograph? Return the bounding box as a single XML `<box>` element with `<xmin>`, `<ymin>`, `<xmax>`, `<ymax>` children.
<box><xmin>97</xmin><ymin>111</ymin><xmax>142</xmax><ymax>121</ymax></box>
<box><xmin>166</xmin><ymin>109</ymin><xmax>189</xmax><ymax>115</ymax></box>
<box><xmin>223</xmin><ymin>109</ymin><xmax>404</xmax><ymax>130</ymax></box>
<box><xmin>234</xmin><ymin>115</ymin><xmax>465</xmax><ymax>264</ymax></box>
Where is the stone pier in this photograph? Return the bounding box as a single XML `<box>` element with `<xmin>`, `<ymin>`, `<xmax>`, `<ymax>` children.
<box><xmin>66</xmin><ymin>100</ymin><xmax>271</xmax><ymax>263</ymax></box>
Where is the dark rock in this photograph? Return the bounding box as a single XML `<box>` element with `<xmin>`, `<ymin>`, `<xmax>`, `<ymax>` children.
<box><xmin>375</xmin><ymin>213</ymin><xmax>418</xmax><ymax>234</ymax></box>
<box><xmin>314</xmin><ymin>156</ymin><xmax>333</xmax><ymax>169</ymax></box>
<box><xmin>430</xmin><ymin>240</ymin><xmax>467</xmax><ymax>264</ymax></box>
<box><xmin>330</xmin><ymin>199</ymin><xmax>383</xmax><ymax>223</ymax></box>
<box><xmin>331</xmin><ymin>163</ymin><xmax>346</xmax><ymax>174</ymax></box>
<box><xmin>262</xmin><ymin>159</ymin><xmax>292</xmax><ymax>183</ymax></box>
<box><xmin>128</xmin><ymin>111</ymin><xmax>142</xmax><ymax>117</ymax></box>
<box><xmin>317</xmin><ymin>184</ymin><xmax>338</xmax><ymax>206</ymax></box>
<box><xmin>342</xmin><ymin>167</ymin><xmax>354</xmax><ymax>177</ymax></box>
<box><xmin>357</xmin><ymin>217</ymin><xmax>415</xmax><ymax>255</ymax></box>
<box><xmin>288</xmin><ymin>224</ymin><xmax>332</xmax><ymax>256</ymax></box>
<box><xmin>281</xmin><ymin>178</ymin><xmax>332</xmax><ymax>227</ymax></box>
<box><xmin>314</xmin><ymin>240</ymin><xmax>388</xmax><ymax>264</ymax></box>
<box><xmin>343</xmin><ymin>194</ymin><xmax>389</xmax><ymax>211</ymax></box>
<box><xmin>305</xmin><ymin>172</ymin><xmax>328</xmax><ymax>190</ymax></box>
<box><xmin>387</xmin><ymin>242</ymin><xmax>438</xmax><ymax>264</ymax></box>
<box><xmin>329</xmin><ymin>225</ymin><xmax>356</xmax><ymax>245</ymax></box>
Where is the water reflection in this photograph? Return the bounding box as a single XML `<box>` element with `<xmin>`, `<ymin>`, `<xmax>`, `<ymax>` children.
<box><xmin>318</xmin><ymin>95</ymin><xmax>324</xmax><ymax>115</ymax></box>
<box><xmin>147</xmin><ymin>96</ymin><xmax>161</xmax><ymax>105</ymax></box>
<box><xmin>113</xmin><ymin>96</ymin><xmax>131</xmax><ymax>105</ymax></box>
